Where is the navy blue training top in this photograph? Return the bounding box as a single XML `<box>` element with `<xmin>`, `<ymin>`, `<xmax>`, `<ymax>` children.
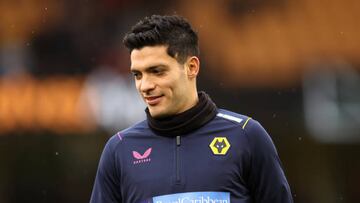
<box><xmin>90</xmin><ymin>109</ymin><xmax>293</xmax><ymax>203</ymax></box>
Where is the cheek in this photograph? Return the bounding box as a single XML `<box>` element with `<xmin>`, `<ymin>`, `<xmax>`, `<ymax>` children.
<box><xmin>175</xmin><ymin>75</ymin><xmax>189</xmax><ymax>93</ymax></box>
<box><xmin>161</xmin><ymin>70</ymin><xmax>187</xmax><ymax>98</ymax></box>
<box><xmin>168</xmin><ymin>78</ymin><xmax>183</xmax><ymax>95</ymax></box>
<box><xmin>169</xmin><ymin>80</ymin><xmax>188</xmax><ymax>104</ymax></box>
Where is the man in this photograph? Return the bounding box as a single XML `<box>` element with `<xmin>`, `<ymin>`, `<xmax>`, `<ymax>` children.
<box><xmin>90</xmin><ymin>15</ymin><xmax>293</xmax><ymax>203</ymax></box>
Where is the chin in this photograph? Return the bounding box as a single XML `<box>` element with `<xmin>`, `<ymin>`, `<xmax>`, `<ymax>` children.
<box><xmin>148</xmin><ymin>107</ymin><xmax>170</xmax><ymax>119</ymax></box>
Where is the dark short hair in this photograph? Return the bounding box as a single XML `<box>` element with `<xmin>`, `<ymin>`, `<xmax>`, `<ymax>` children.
<box><xmin>123</xmin><ymin>15</ymin><xmax>199</xmax><ymax>64</ymax></box>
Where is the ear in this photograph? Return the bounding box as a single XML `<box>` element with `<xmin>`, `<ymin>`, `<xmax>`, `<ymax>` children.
<box><xmin>185</xmin><ymin>56</ymin><xmax>200</xmax><ymax>79</ymax></box>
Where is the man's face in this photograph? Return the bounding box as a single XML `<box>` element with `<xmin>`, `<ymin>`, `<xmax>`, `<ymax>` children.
<box><xmin>130</xmin><ymin>45</ymin><xmax>195</xmax><ymax>118</ymax></box>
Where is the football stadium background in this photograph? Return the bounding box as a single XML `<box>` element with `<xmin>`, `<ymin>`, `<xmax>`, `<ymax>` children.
<box><xmin>1</xmin><ymin>0</ymin><xmax>360</xmax><ymax>202</ymax></box>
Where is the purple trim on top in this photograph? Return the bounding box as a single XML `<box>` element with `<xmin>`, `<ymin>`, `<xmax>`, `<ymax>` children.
<box><xmin>116</xmin><ymin>132</ymin><xmax>123</xmax><ymax>141</ymax></box>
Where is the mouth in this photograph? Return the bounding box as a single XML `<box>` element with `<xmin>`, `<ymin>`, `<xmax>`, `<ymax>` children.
<box><xmin>144</xmin><ymin>95</ymin><xmax>163</xmax><ymax>106</ymax></box>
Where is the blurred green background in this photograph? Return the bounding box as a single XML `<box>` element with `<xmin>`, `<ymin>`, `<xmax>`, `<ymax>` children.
<box><xmin>1</xmin><ymin>0</ymin><xmax>360</xmax><ymax>202</ymax></box>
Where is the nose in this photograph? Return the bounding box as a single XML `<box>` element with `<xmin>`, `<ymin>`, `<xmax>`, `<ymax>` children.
<box><xmin>139</xmin><ymin>75</ymin><xmax>155</xmax><ymax>94</ymax></box>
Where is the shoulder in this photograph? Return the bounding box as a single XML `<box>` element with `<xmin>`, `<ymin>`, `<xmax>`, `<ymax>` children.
<box><xmin>216</xmin><ymin>109</ymin><xmax>269</xmax><ymax>141</ymax></box>
<box><xmin>216</xmin><ymin>109</ymin><xmax>279</xmax><ymax>160</ymax></box>
<box><xmin>105</xmin><ymin>119</ymin><xmax>149</xmax><ymax>150</ymax></box>
<box><xmin>215</xmin><ymin>109</ymin><xmax>252</xmax><ymax>129</ymax></box>
<box><xmin>117</xmin><ymin>119</ymin><xmax>149</xmax><ymax>138</ymax></box>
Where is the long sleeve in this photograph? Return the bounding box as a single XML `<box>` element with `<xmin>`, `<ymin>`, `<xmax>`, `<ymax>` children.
<box><xmin>90</xmin><ymin>137</ymin><xmax>122</xmax><ymax>203</ymax></box>
<box><xmin>244</xmin><ymin>119</ymin><xmax>293</xmax><ymax>203</ymax></box>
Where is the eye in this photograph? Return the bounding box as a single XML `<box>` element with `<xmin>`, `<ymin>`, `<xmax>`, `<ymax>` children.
<box><xmin>151</xmin><ymin>68</ymin><xmax>164</xmax><ymax>75</ymax></box>
<box><xmin>132</xmin><ymin>72</ymin><xmax>142</xmax><ymax>80</ymax></box>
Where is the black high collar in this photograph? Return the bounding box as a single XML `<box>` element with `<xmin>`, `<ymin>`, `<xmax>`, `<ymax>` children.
<box><xmin>146</xmin><ymin>92</ymin><xmax>218</xmax><ymax>137</ymax></box>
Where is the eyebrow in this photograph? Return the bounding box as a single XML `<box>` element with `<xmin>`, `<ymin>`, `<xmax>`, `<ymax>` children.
<box><xmin>131</xmin><ymin>64</ymin><xmax>167</xmax><ymax>73</ymax></box>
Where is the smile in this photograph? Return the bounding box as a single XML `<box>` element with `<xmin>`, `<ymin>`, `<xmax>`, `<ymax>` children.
<box><xmin>144</xmin><ymin>95</ymin><xmax>163</xmax><ymax>106</ymax></box>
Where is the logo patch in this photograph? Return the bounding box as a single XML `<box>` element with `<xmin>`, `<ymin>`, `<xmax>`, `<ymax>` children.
<box><xmin>132</xmin><ymin>148</ymin><xmax>152</xmax><ymax>164</ymax></box>
<box><xmin>209</xmin><ymin>137</ymin><xmax>231</xmax><ymax>155</ymax></box>
<box><xmin>151</xmin><ymin>191</ymin><xmax>230</xmax><ymax>203</ymax></box>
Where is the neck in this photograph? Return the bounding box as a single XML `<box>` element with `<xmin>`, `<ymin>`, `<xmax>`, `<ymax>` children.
<box><xmin>146</xmin><ymin>91</ymin><xmax>218</xmax><ymax>137</ymax></box>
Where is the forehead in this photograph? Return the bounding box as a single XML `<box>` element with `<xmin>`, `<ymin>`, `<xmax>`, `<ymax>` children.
<box><xmin>130</xmin><ymin>45</ymin><xmax>177</xmax><ymax>70</ymax></box>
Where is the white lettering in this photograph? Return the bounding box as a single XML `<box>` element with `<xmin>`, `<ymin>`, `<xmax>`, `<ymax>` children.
<box><xmin>152</xmin><ymin>192</ymin><xmax>230</xmax><ymax>203</ymax></box>
<box><xmin>181</xmin><ymin>197</ymin><xmax>190</xmax><ymax>203</ymax></box>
